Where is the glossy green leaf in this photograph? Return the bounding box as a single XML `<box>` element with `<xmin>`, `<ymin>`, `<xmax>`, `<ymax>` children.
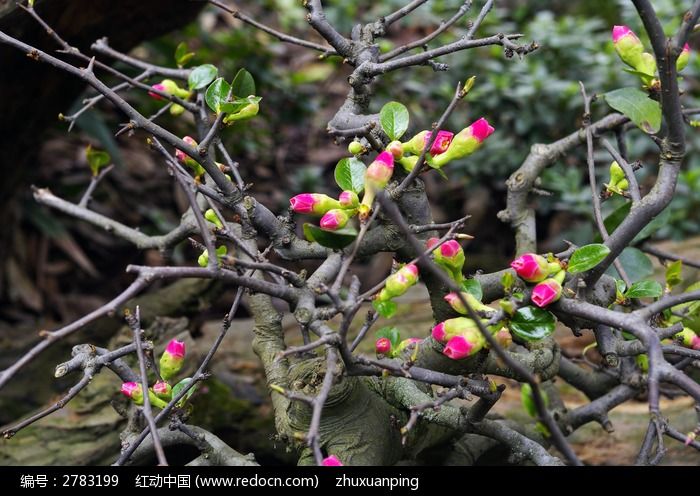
<box><xmin>509</xmin><ymin>306</ymin><xmax>556</xmax><ymax>342</ymax></box>
<box><xmin>461</xmin><ymin>279</ymin><xmax>483</xmax><ymax>302</ymax></box>
<box><xmin>303</xmin><ymin>223</ymin><xmax>357</xmax><ymax>250</ymax></box>
<box><xmin>567</xmin><ymin>243</ymin><xmax>610</xmax><ymax>273</ymax></box>
<box><xmin>334</xmin><ymin>157</ymin><xmax>366</xmax><ymax>194</ymax></box>
<box><xmin>188</xmin><ymin>64</ymin><xmax>218</xmax><ymax>90</ymax></box>
<box><xmin>665</xmin><ymin>260</ymin><xmax>683</xmax><ymax>289</ymax></box>
<box><xmin>379</xmin><ymin>101</ymin><xmax>409</xmax><ymax>140</ymax></box>
<box><xmin>85</xmin><ymin>145</ymin><xmax>110</xmax><ymax>176</ymax></box>
<box><xmin>625</xmin><ymin>280</ymin><xmax>663</xmax><ymax>299</ymax></box>
<box><xmin>375</xmin><ymin>326</ymin><xmax>401</xmax><ymax>348</ymax></box>
<box><xmin>604</xmin><ymin>87</ymin><xmax>661</xmax><ymax>134</ymax></box>
<box><xmin>606</xmin><ymin>247</ymin><xmax>653</xmax><ymax>282</ymax></box>
<box><xmin>231</xmin><ymin>68</ymin><xmax>256</xmax><ymax>97</ymax></box>
<box><xmin>622</xmin><ymin>67</ymin><xmax>655</xmax><ymax>79</ymax></box>
<box><xmin>205</xmin><ymin>77</ymin><xmax>231</xmax><ymax>113</ymax></box>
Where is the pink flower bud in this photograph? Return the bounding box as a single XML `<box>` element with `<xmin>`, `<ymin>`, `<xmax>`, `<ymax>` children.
<box><xmin>152</xmin><ymin>381</ymin><xmax>172</xmax><ymax>400</ymax></box>
<box><xmin>320</xmin><ymin>208</ymin><xmax>352</xmax><ymax>231</ymax></box>
<box><xmin>148</xmin><ymin>79</ymin><xmax>184</xmax><ymax>100</ymax></box>
<box><xmin>338</xmin><ymin>190</ymin><xmax>359</xmax><ymax>209</ymax></box>
<box><xmin>469</xmin><ymin>118</ymin><xmax>495</xmax><ymax>143</ymax></box>
<box><xmin>289</xmin><ymin>193</ymin><xmax>341</xmax><ymax>215</ymax></box>
<box><xmin>443</xmin><ymin>335</ymin><xmax>475</xmax><ymax>360</ymax></box>
<box><xmin>612</xmin><ymin>25</ymin><xmax>644</xmax><ymax>70</ymax></box>
<box><xmin>685</xmin><ymin>432</ymin><xmax>697</xmax><ymax>446</ymax></box>
<box><xmin>359</xmin><ymin>152</ymin><xmax>395</xmax><ymax>219</ymax></box>
<box><xmin>510</xmin><ymin>253</ymin><xmax>550</xmax><ymax>283</ymax></box>
<box><xmin>386</xmin><ymin>141</ymin><xmax>404</xmax><ymax>160</ymax></box>
<box><xmin>431</xmin><ymin>118</ymin><xmax>494</xmax><ymax>168</ymax></box>
<box><xmin>424</xmin><ymin>130</ymin><xmax>454</xmax><ymax>156</ymax></box>
<box><xmin>531</xmin><ymin>279</ymin><xmax>563</xmax><ymax>308</ymax></box>
<box><xmin>612</xmin><ymin>25</ymin><xmax>634</xmax><ymax>44</ymax></box>
<box><xmin>431</xmin><ymin>317</ymin><xmax>483</xmax><ymax>344</ymax></box>
<box><xmin>384</xmin><ymin>263</ymin><xmax>419</xmax><ymax>297</ymax></box>
<box><xmin>433</xmin><ymin>240</ymin><xmax>465</xmax><ymax>282</ymax></box>
<box><xmin>426</xmin><ymin>237</ymin><xmax>440</xmax><ymax>250</ymax></box>
<box><xmin>148</xmin><ymin>83</ymin><xmax>167</xmax><ymax>100</ymax></box>
<box><xmin>160</xmin><ymin>339</ymin><xmax>186</xmax><ymax>381</ymax></box>
<box><xmin>175</xmin><ymin>136</ymin><xmax>198</xmax><ymax>163</ymax></box>
<box><xmin>494</xmin><ymin>328</ymin><xmax>513</xmax><ymax>349</ymax></box>
<box><xmin>365</xmin><ymin>151</ymin><xmax>394</xmax><ymax>188</ymax></box>
<box><xmin>676</xmin><ymin>328</ymin><xmax>700</xmax><ymax>350</ymax></box>
<box><xmin>166</xmin><ymin>339</ymin><xmax>186</xmax><ymax>358</ymax></box>
<box><xmin>121</xmin><ymin>382</ymin><xmax>144</xmax><ymax>405</ymax></box>
<box><xmin>677</xmin><ymin>42</ymin><xmax>691</xmax><ymax>72</ymax></box>
<box><xmin>375</xmin><ymin>337</ymin><xmax>392</xmax><ymax>355</ymax></box>
<box><xmin>439</xmin><ymin>240</ymin><xmax>460</xmax><ymax>258</ymax></box>
<box><xmin>321</xmin><ymin>455</ymin><xmax>343</xmax><ymax>466</ymax></box>
<box><xmin>444</xmin><ymin>292</ymin><xmax>492</xmax><ymax>315</ymax></box>
<box><xmin>432</xmin><ymin>321</ymin><xmax>446</xmax><ymax>342</ymax></box>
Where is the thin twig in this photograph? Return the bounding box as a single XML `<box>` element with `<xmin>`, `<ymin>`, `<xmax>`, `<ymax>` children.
<box><xmin>580</xmin><ymin>83</ymin><xmax>631</xmax><ymax>288</ymax></box>
<box><xmin>78</xmin><ymin>164</ymin><xmax>114</xmax><ymax>208</ymax></box>
<box><xmin>206</xmin><ymin>0</ymin><xmax>337</xmax><ymax>55</ymax></box>
<box><xmin>381</xmin><ymin>1</ymin><xmax>472</xmax><ymax>61</ymax></box>
<box><xmin>126</xmin><ymin>306</ymin><xmax>168</xmax><ymax>466</ymax></box>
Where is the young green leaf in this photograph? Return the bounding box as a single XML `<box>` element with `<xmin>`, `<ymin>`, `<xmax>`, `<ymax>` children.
<box><xmin>567</xmin><ymin>244</ymin><xmax>610</xmax><ymax>273</ymax></box>
<box><xmin>375</xmin><ymin>326</ymin><xmax>401</xmax><ymax>348</ymax></box>
<box><xmin>665</xmin><ymin>260</ymin><xmax>683</xmax><ymax>289</ymax></box>
<box><xmin>615</xmin><ymin>278</ymin><xmax>627</xmax><ymax>296</ymax></box>
<box><xmin>501</xmin><ymin>271</ymin><xmax>515</xmax><ymax>293</ymax></box>
<box><xmin>520</xmin><ymin>383</ymin><xmax>549</xmax><ymax>418</ymax></box>
<box><xmin>379</xmin><ymin>101</ymin><xmax>409</xmax><ymax>141</ymax></box>
<box><xmin>231</xmin><ymin>68</ymin><xmax>256</xmax><ymax>97</ymax></box>
<box><xmin>461</xmin><ymin>279</ymin><xmax>483</xmax><ymax>302</ymax></box>
<box><xmin>172</xmin><ymin>378</ymin><xmax>197</xmax><ymax>406</ymax></box>
<box><xmin>625</xmin><ymin>280</ymin><xmax>663</xmax><ymax>299</ymax></box>
<box><xmin>604</xmin><ymin>87</ymin><xmax>661</xmax><ymax>134</ymax></box>
<box><xmin>303</xmin><ymin>223</ymin><xmax>357</xmax><ymax>249</ymax></box>
<box><xmin>188</xmin><ymin>64</ymin><xmax>218</xmax><ymax>91</ymax></box>
<box><xmin>373</xmin><ymin>300</ymin><xmax>398</xmax><ymax>319</ymax></box>
<box><xmin>85</xmin><ymin>145</ymin><xmax>111</xmax><ymax>176</ymax></box>
<box><xmin>174</xmin><ymin>42</ymin><xmax>195</xmax><ymax>67</ymax></box>
<box><xmin>509</xmin><ymin>306</ymin><xmax>556</xmax><ymax>342</ymax></box>
<box><xmin>205</xmin><ymin>77</ymin><xmax>231</xmax><ymax>113</ymax></box>
<box><xmin>334</xmin><ymin>157</ymin><xmax>366</xmax><ymax>194</ymax></box>
<box><xmin>220</xmin><ymin>96</ymin><xmax>262</xmax><ymax>115</ymax></box>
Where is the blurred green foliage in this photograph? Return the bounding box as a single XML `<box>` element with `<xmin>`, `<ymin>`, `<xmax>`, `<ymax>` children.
<box><xmin>137</xmin><ymin>0</ymin><xmax>700</xmax><ymax>242</ymax></box>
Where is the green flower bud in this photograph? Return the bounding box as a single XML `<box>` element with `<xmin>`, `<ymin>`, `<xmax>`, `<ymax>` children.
<box><xmin>348</xmin><ymin>141</ymin><xmax>364</xmax><ymax>155</ymax></box>
<box><xmin>401</xmin><ymin>131</ymin><xmax>429</xmax><ymax>155</ymax></box>
<box><xmin>204</xmin><ymin>209</ymin><xmax>224</xmax><ymax>229</ymax></box>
